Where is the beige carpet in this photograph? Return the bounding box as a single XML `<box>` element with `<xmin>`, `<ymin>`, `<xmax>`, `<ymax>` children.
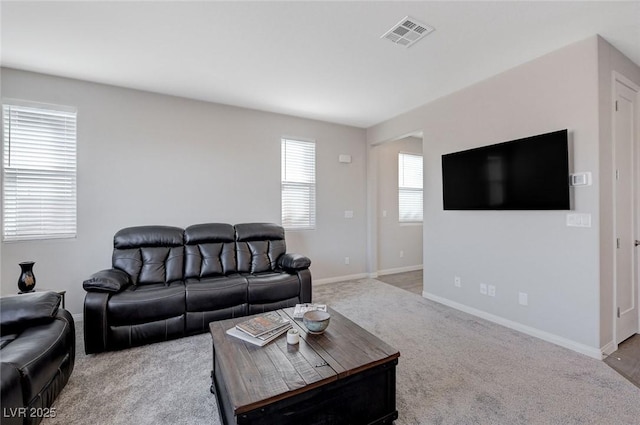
<box><xmin>44</xmin><ymin>279</ymin><xmax>640</xmax><ymax>424</ymax></box>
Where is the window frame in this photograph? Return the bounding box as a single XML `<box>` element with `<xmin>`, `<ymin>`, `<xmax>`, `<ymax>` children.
<box><xmin>2</xmin><ymin>99</ymin><xmax>78</xmax><ymax>242</ymax></box>
<box><xmin>398</xmin><ymin>151</ymin><xmax>423</xmax><ymax>223</ymax></box>
<box><xmin>281</xmin><ymin>137</ymin><xmax>316</xmax><ymax>231</ymax></box>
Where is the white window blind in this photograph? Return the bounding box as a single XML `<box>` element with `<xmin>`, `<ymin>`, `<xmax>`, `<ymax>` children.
<box><xmin>281</xmin><ymin>138</ymin><xmax>316</xmax><ymax>229</ymax></box>
<box><xmin>398</xmin><ymin>152</ymin><xmax>423</xmax><ymax>222</ymax></box>
<box><xmin>2</xmin><ymin>103</ymin><xmax>77</xmax><ymax>241</ymax></box>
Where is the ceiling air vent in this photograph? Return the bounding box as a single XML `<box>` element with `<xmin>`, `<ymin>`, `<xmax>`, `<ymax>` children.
<box><xmin>381</xmin><ymin>16</ymin><xmax>435</xmax><ymax>48</ymax></box>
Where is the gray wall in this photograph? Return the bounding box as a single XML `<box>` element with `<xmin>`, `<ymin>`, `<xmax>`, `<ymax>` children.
<box><xmin>376</xmin><ymin>136</ymin><xmax>423</xmax><ymax>272</ymax></box>
<box><xmin>0</xmin><ymin>68</ymin><xmax>368</xmax><ymax>315</ymax></box>
<box><xmin>368</xmin><ymin>37</ymin><xmax>602</xmax><ymax>351</ymax></box>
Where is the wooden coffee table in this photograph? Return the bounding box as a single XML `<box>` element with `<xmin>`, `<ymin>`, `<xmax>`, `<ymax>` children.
<box><xmin>209</xmin><ymin>307</ymin><xmax>400</xmax><ymax>425</ymax></box>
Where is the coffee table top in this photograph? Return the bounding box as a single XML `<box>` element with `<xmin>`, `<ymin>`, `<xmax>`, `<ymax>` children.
<box><xmin>209</xmin><ymin>307</ymin><xmax>400</xmax><ymax>415</ymax></box>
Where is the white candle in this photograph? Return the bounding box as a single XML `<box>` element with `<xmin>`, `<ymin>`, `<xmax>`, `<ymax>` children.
<box><xmin>286</xmin><ymin>328</ymin><xmax>299</xmax><ymax>345</ymax></box>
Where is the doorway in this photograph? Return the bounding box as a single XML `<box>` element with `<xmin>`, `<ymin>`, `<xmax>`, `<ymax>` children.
<box><xmin>613</xmin><ymin>73</ymin><xmax>640</xmax><ymax>345</ymax></box>
<box><xmin>371</xmin><ymin>133</ymin><xmax>424</xmax><ymax>294</ymax></box>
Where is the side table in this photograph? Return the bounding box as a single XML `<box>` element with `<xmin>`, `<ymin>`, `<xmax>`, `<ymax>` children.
<box><xmin>18</xmin><ymin>289</ymin><xmax>66</xmax><ymax>309</ymax></box>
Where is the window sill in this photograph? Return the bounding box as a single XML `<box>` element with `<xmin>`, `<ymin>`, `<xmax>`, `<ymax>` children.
<box><xmin>3</xmin><ymin>235</ymin><xmax>77</xmax><ymax>243</ymax></box>
<box><xmin>399</xmin><ymin>222</ymin><xmax>423</xmax><ymax>227</ymax></box>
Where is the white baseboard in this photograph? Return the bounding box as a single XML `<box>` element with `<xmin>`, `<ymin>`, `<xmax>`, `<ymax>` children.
<box><xmin>314</xmin><ymin>266</ymin><xmax>422</xmax><ymax>286</ymax></box>
<box><xmin>314</xmin><ymin>273</ymin><xmax>370</xmax><ymax>285</ymax></box>
<box><xmin>377</xmin><ymin>265</ymin><xmax>423</xmax><ymax>276</ymax></box>
<box><xmin>422</xmin><ymin>291</ymin><xmax>603</xmax><ymax>360</ymax></box>
<box><xmin>600</xmin><ymin>340</ymin><xmax>616</xmax><ymax>357</ymax></box>
<box><xmin>312</xmin><ymin>266</ymin><xmax>423</xmax><ymax>285</ymax></box>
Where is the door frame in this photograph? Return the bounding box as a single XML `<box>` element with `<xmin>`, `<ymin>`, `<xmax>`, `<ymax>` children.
<box><xmin>366</xmin><ymin>129</ymin><xmax>423</xmax><ymax>278</ymax></box>
<box><xmin>611</xmin><ymin>71</ymin><xmax>640</xmax><ymax>349</ymax></box>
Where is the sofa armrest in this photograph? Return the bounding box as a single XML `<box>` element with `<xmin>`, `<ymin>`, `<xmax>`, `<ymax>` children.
<box><xmin>298</xmin><ymin>268</ymin><xmax>312</xmax><ymax>303</ymax></box>
<box><xmin>0</xmin><ymin>291</ymin><xmax>61</xmax><ymax>335</ymax></box>
<box><xmin>0</xmin><ymin>363</ymin><xmax>23</xmax><ymax>425</ymax></box>
<box><xmin>83</xmin><ymin>269</ymin><xmax>130</xmax><ymax>293</ymax></box>
<box><xmin>278</xmin><ymin>253</ymin><xmax>311</xmax><ymax>272</ymax></box>
<box><xmin>83</xmin><ymin>291</ymin><xmax>110</xmax><ymax>354</ymax></box>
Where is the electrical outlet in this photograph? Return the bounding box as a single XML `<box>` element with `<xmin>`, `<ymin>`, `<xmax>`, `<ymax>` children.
<box><xmin>480</xmin><ymin>283</ymin><xmax>487</xmax><ymax>295</ymax></box>
<box><xmin>488</xmin><ymin>285</ymin><xmax>496</xmax><ymax>297</ymax></box>
<box><xmin>344</xmin><ymin>257</ymin><xmax>350</xmax><ymax>265</ymax></box>
<box><xmin>399</xmin><ymin>250</ymin><xmax>404</xmax><ymax>258</ymax></box>
<box><xmin>454</xmin><ymin>276</ymin><xmax>461</xmax><ymax>287</ymax></box>
<box><xmin>519</xmin><ymin>292</ymin><xmax>528</xmax><ymax>306</ymax></box>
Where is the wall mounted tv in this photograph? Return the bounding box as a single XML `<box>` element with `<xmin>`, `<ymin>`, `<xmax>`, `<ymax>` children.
<box><xmin>442</xmin><ymin>129</ymin><xmax>570</xmax><ymax>210</ymax></box>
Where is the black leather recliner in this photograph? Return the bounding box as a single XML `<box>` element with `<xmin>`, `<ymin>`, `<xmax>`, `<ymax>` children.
<box><xmin>83</xmin><ymin>223</ymin><xmax>312</xmax><ymax>354</ymax></box>
<box><xmin>0</xmin><ymin>291</ymin><xmax>75</xmax><ymax>425</ymax></box>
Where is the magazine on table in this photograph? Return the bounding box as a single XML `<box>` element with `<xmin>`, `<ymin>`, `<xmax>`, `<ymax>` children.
<box><xmin>293</xmin><ymin>303</ymin><xmax>328</xmax><ymax>319</ymax></box>
<box><xmin>235</xmin><ymin>311</ymin><xmax>290</xmax><ymax>337</ymax></box>
<box><xmin>226</xmin><ymin>323</ymin><xmax>292</xmax><ymax>347</ymax></box>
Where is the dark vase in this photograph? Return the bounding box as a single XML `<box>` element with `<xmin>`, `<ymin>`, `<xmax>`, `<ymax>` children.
<box><xmin>18</xmin><ymin>261</ymin><xmax>36</xmax><ymax>293</ymax></box>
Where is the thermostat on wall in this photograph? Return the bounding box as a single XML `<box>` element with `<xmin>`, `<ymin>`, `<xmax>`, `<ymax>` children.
<box><xmin>570</xmin><ymin>172</ymin><xmax>592</xmax><ymax>186</ymax></box>
<box><xmin>338</xmin><ymin>154</ymin><xmax>352</xmax><ymax>163</ymax></box>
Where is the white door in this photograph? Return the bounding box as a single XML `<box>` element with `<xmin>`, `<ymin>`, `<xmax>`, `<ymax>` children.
<box><xmin>614</xmin><ymin>76</ymin><xmax>639</xmax><ymax>344</ymax></box>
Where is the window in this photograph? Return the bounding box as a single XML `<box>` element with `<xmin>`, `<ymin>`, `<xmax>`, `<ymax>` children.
<box><xmin>2</xmin><ymin>102</ymin><xmax>77</xmax><ymax>241</ymax></box>
<box><xmin>398</xmin><ymin>152</ymin><xmax>423</xmax><ymax>222</ymax></box>
<box><xmin>281</xmin><ymin>138</ymin><xmax>315</xmax><ymax>229</ymax></box>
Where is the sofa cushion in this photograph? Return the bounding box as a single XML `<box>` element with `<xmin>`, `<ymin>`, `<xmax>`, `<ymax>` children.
<box><xmin>112</xmin><ymin>248</ymin><xmax>142</xmax><ymax>282</ymax></box>
<box><xmin>235</xmin><ymin>223</ymin><xmax>285</xmax><ymax>241</ymax></box>
<box><xmin>113</xmin><ymin>246</ymin><xmax>185</xmax><ymax>285</ymax></box>
<box><xmin>112</xmin><ymin>226</ymin><xmax>184</xmax><ymax>285</ymax></box>
<box><xmin>107</xmin><ymin>282</ymin><xmax>185</xmax><ymax>326</ymax></box>
<box><xmin>246</xmin><ymin>272</ymin><xmax>300</xmax><ymax>303</ymax></box>
<box><xmin>141</xmin><ymin>247</ymin><xmax>184</xmax><ymax>284</ymax></box>
<box><xmin>185</xmin><ymin>223</ymin><xmax>235</xmax><ymax>244</ymax></box>
<box><xmin>114</xmin><ymin>225</ymin><xmax>184</xmax><ymax>249</ymax></box>
<box><xmin>0</xmin><ymin>292</ymin><xmax>61</xmax><ymax>335</ymax></box>
<box><xmin>186</xmin><ymin>243</ymin><xmax>237</xmax><ymax>277</ymax></box>
<box><xmin>108</xmin><ymin>316</ymin><xmax>185</xmax><ymax>351</ymax></box>
<box><xmin>235</xmin><ymin>223</ymin><xmax>286</xmax><ymax>273</ymax></box>
<box><xmin>186</xmin><ymin>305</ymin><xmax>248</xmax><ymax>335</ymax></box>
<box><xmin>185</xmin><ymin>275</ymin><xmax>248</xmax><ymax>311</ymax></box>
<box><xmin>0</xmin><ymin>316</ymin><xmax>72</xmax><ymax>403</ymax></box>
<box><xmin>184</xmin><ymin>223</ymin><xmax>237</xmax><ymax>278</ymax></box>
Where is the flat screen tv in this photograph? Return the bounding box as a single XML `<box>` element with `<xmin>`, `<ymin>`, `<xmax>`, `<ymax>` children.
<box><xmin>442</xmin><ymin>129</ymin><xmax>570</xmax><ymax>210</ymax></box>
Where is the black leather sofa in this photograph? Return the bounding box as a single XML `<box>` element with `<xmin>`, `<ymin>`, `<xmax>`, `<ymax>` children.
<box><xmin>83</xmin><ymin>222</ymin><xmax>312</xmax><ymax>354</ymax></box>
<box><xmin>0</xmin><ymin>291</ymin><xmax>75</xmax><ymax>425</ymax></box>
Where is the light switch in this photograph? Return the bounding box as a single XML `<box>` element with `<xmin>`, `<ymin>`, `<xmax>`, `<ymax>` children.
<box><xmin>519</xmin><ymin>292</ymin><xmax>528</xmax><ymax>306</ymax></box>
<box><xmin>344</xmin><ymin>210</ymin><xmax>354</xmax><ymax>219</ymax></box>
<box><xmin>567</xmin><ymin>213</ymin><xmax>591</xmax><ymax>228</ymax></box>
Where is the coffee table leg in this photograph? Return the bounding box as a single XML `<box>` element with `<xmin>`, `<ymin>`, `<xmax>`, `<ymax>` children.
<box><xmin>211</xmin><ymin>341</ymin><xmax>217</xmax><ymax>395</ymax></box>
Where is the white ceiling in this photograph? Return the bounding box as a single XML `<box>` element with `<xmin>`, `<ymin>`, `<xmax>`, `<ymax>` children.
<box><xmin>1</xmin><ymin>1</ymin><xmax>639</xmax><ymax>128</ymax></box>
